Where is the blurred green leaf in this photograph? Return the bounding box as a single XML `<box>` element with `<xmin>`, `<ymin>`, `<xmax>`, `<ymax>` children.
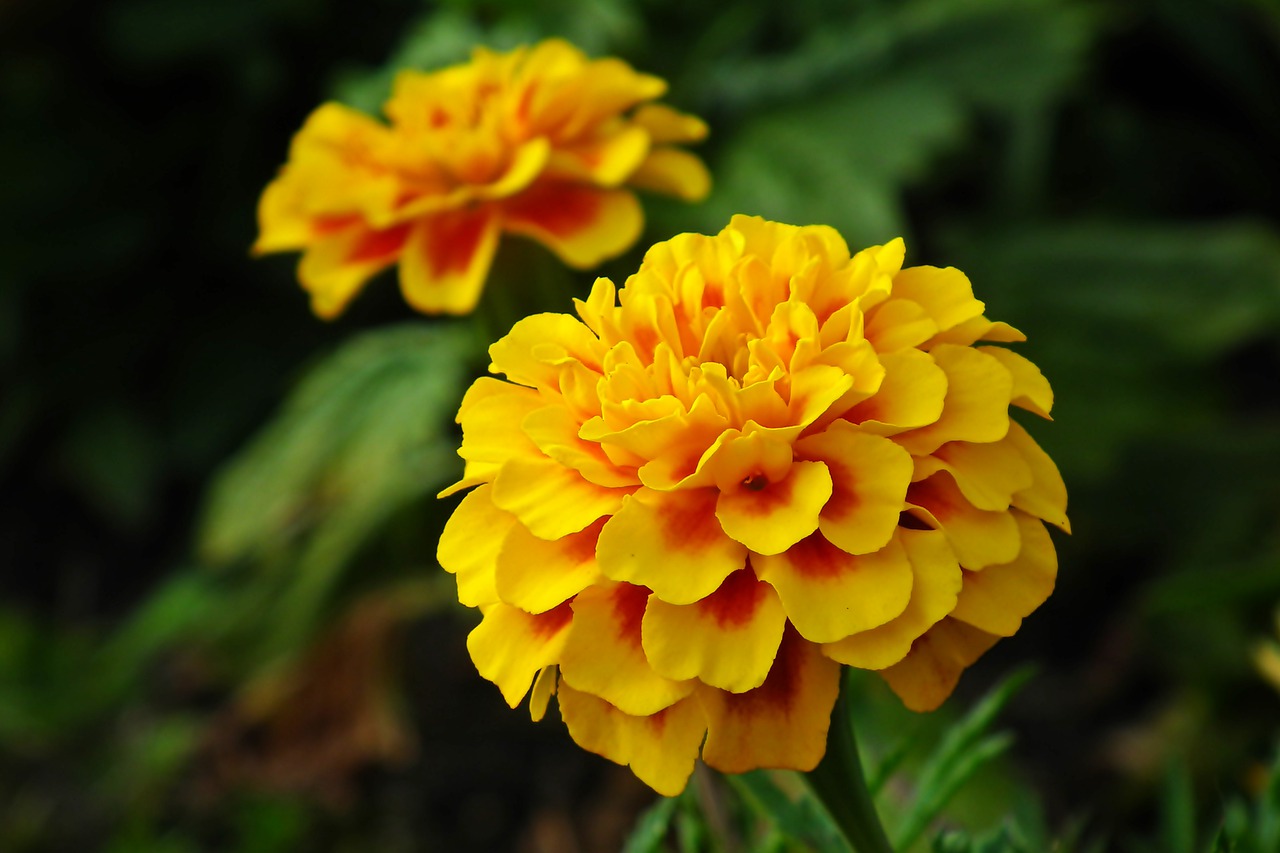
<box><xmin>198</xmin><ymin>322</ymin><xmax>475</xmax><ymax>657</ymax></box>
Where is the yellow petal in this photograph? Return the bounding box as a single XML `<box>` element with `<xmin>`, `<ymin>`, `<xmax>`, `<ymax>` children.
<box><xmin>559</xmin><ymin>582</ymin><xmax>694</xmax><ymax>715</ymax></box>
<box><xmin>545</xmin><ymin>126</ymin><xmax>651</xmax><ymax>187</ymax></box>
<box><xmin>558</xmin><ymin>686</ymin><xmax>706</xmax><ymax>797</ymax></box>
<box><xmin>488</xmin><ymin>311</ymin><xmax>605</xmax><ymax>391</ymax></box>
<box><xmin>895</xmin><ymin>345</ymin><xmax>1013</xmax><ymax>455</ymax></box>
<box><xmin>846</xmin><ymin>348</ymin><xmax>947</xmax><ymax>436</ymax></box>
<box><xmin>796</xmin><ymin>422</ymin><xmax>913</xmax><ymax>555</ymax></box>
<box><xmin>753</xmin><ymin>532</ymin><xmax>913</xmax><ymax>644</ymax></box>
<box><xmin>890</xmin><ymin>265</ymin><xmax>986</xmax><ymax>334</ymax></box>
<box><xmin>436</xmin><ymin>484</ymin><xmax>511</xmax><ymax>607</ymax></box>
<box><xmin>521</xmin><ymin>404</ymin><xmax>639</xmax><ymax>489</ymax></box>
<box><xmin>596</xmin><ymin>486</ymin><xmax>746</xmax><ymax>604</ymax></box>
<box><xmin>398</xmin><ymin>207</ymin><xmax>502</xmax><ymax>315</ymax></box>
<box><xmin>822</xmin><ymin>528</ymin><xmax>962</xmax><ymax>669</ymax></box>
<box><xmin>503</xmin><ymin>184</ymin><xmax>643</xmax><ymax>269</ymax></box>
<box><xmin>908</xmin><ymin>473</ymin><xmax>1022</xmax><ymax>569</ymax></box>
<box><xmin>529</xmin><ymin>666</ymin><xmax>557</xmax><ymax>722</ymax></box>
<box><xmin>297</xmin><ymin>223</ymin><xmax>409</xmax><ymax>319</ymax></box>
<box><xmin>929</xmin><ymin>434</ymin><xmax>1034</xmax><ymax>512</ymax></box>
<box><xmin>491</xmin><ymin>455</ymin><xmax>628</xmax><ymax>540</ymax></box>
<box><xmin>698</xmin><ymin>628</ymin><xmax>841</xmax><ymax>773</ymax></box>
<box><xmin>877</xmin><ymin>617</ymin><xmax>999</xmax><ymax>712</ymax></box>
<box><xmin>452</xmin><ymin>378</ymin><xmax>544</xmax><ymax>489</ymax></box>
<box><xmin>1007</xmin><ymin>421</ymin><xmax>1071</xmax><ymax>533</ymax></box>
<box><xmin>642</xmin><ymin>568</ymin><xmax>788</xmax><ymax>693</ymax></box>
<box><xmin>628</xmin><ymin>147</ymin><xmax>712</xmax><ymax>201</ymax></box>
<box><xmin>495</xmin><ymin>518</ymin><xmax>604</xmax><ymax>613</ymax></box>
<box><xmin>715</xmin><ymin>460</ymin><xmax>833</xmax><ymax>555</ymax></box>
<box><xmin>467</xmin><ymin>602</ymin><xmax>573</xmax><ymax>708</ymax></box>
<box><xmin>631</xmin><ymin>103</ymin><xmax>709</xmax><ymax>144</ymax></box>
<box><xmin>978</xmin><ymin>346</ymin><xmax>1053</xmax><ymax>418</ymax></box>
<box><xmin>950</xmin><ymin>512</ymin><xmax>1057</xmax><ymax>637</ymax></box>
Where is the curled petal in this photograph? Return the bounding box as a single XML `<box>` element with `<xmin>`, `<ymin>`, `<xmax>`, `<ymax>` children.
<box><xmin>979</xmin><ymin>346</ymin><xmax>1054</xmax><ymax>418</ymax></box>
<box><xmin>753</xmin><ymin>532</ymin><xmax>913</xmax><ymax>643</ymax></box>
<box><xmin>796</xmin><ymin>422</ymin><xmax>913</xmax><ymax>556</ymax></box>
<box><xmin>877</xmin><ymin>617</ymin><xmax>999</xmax><ymax>712</ymax></box>
<box><xmin>822</xmin><ymin>528</ymin><xmax>962</xmax><ymax>670</ymax></box>
<box><xmin>1007</xmin><ymin>421</ymin><xmax>1071</xmax><ymax>533</ymax></box>
<box><xmin>847</xmin><ymin>349</ymin><xmax>947</xmax><ymax>436</ymax></box>
<box><xmin>889</xmin><ymin>265</ymin><xmax>986</xmax><ymax>335</ymax></box>
<box><xmin>495</xmin><ymin>518</ymin><xmax>604</xmax><ymax>613</ymax></box>
<box><xmin>492</xmin><ymin>455</ymin><xmax>628</xmax><ymax>540</ymax></box>
<box><xmin>698</xmin><ymin>628</ymin><xmax>841</xmax><ymax>774</ymax></box>
<box><xmin>468</xmin><ymin>602</ymin><xmax>573</xmax><ymax>708</ymax></box>
<box><xmin>558</xmin><ymin>686</ymin><xmax>706</xmax><ymax>797</ymax></box>
<box><xmin>559</xmin><ymin>582</ymin><xmax>694</xmax><ymax>715</ymax></box>
<box><xmin>895</xmin><ymin>345</ymin><xmax>1013</xmax><ymax>455</ymax></box>
<box><xmin>925</xmin><ymin>434</ymin><xmax>1035</xmax><ymax>513</ymax></box>
<box><xmin>642</xmin><ymin>568</ymin><xmax>788</xmax><ymax>693</ymax></box>
<box><xmin>950</xmin><ymin>511</ymin><xmax>1057</xmax><ymax>636</ymax></box>
<box><xmin>909</xmin><ymin>473</ymin><xmax>1022</xmax><ymax>570</ymax></box>
<box><xmin>436</xmin><ymin>485</ymin><xmax>511</xmax><ymax>607</ymax></box>
<box><xmin>715</xmin><ymin>460</ymin><xmax>833</xmax><ymax>555</ymax></box>
<box><xmin>597</xmin><ymin>487</ymin><xmax>747</xmax><ymax>605</ymax></box>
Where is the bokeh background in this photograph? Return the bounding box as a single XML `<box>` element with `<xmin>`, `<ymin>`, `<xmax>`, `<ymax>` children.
<box><xmin>2</xmin><ymin>0</ymin><xmax>1279</xmax><ymax>850</ymax></box>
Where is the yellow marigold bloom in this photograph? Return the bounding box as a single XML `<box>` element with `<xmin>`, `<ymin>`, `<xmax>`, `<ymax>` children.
<box><xmin>254</xmin><ymin>39</ymin><xmax>710</xmax><ymax>318</ymax></box>
<box><xmin>438</xmin><ymin>215</ymin><xmax>1069</xmax><ymax>795</ymax></box>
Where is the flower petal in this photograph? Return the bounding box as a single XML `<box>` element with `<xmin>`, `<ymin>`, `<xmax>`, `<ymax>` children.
<box><xmin>978</xmin><ymin>346</ymin><xmax>1053</xmax><ymax>418</ymax></box>
<box><xmin>715</xmin><ymin>460</ymin><xmax>833</xmax><ymax>555</ymax></box>
<box><xmin>597</xmin><ymin>487</ymin><xmax>747</xmax><ymax>605</ymax></box>
<box><xmin>927</xmin><ymin>434</ymin><xmax>1034</xmax><ymax>512</ymax></box>
<box><xmin>631</xmin><ymin>104</ymin><xmax>709</xmax><ymax>144</ymax></box>
<box><xmin>491</xmin><ymin>455</ymin><xmax>628</xmax><ymax>539</ymax></box>
<box><xmin>950</xmin><ymin>511</ymin><xmax>1057</xmax><ymax>636</ymax></box>
<box><xmin>529</xmin><ymin>666</ymin><xmax>557</xmax><ymax>722</ymax></box>
<box><xmin>558</xmin><ymin>686</ymin><xmax>705</xmax><ymax>797</ymax></box>
<box><xmin>522</xmin><ymin>404</ymin><xmax>639</xmax><ymax>489</ymax></box>
<box><xmin>446</xmin><ymin>378</ymin><xmax>544</xmax><ymax>493</ymax></box>
<box><xmin>877</xmin><ymin>617</ymin><xmax>999</xmax><ymax>712</ymax></box>
<box><xmin>753</xmin><ymin>532</ymin><xmax>913</xmax><ymax>643</ymax></box>
<box><xmin>467</xmin><ymin>602</ymin><xmax>573</xmax><ymax>708</ymax></box>
<box><xmin>822</xmin><ymin>528</ymin><xmax>962</xmax><ymax>669</ymax></box>
<box><xmin>545</xmin><ymin>126</ymin><xmax>651</xmax><ymax>187</ymax></box>
<box><xmin>628</xmin><ymin>147</ymin><xmax>712</xmax><ymax>201</ymax></box>
<box><xmin>503</xmin><ymin>184</ymin><xmax>643</xmax><ymax>269</ymax></box>
<box><xmin>908</xmin><ymin>473</ymin><xmax>1022</xmax><ymax>569</ymax></box>
<box><xmin>297</xmin><ymin>223</ymin><xmax>410</xmax><ymax>319</ymax></box>
<box><xmin>495</xmin><ymin>518</ymin><xmax>605</xmax><ymax>613</ymax></box>
<box><xmin>846</xmin><ymin>348</ymin><xmax>947</xmax><ymax>436</ymax></box>
<box><xmin>698</xmin><ymin>628</ymin><xmax>841</xmax><ymax>773</ymax></box>
<box><xmin>796</xmin><ymin>422</ymin><xmax>913</xmax><ymax>556</ymax></box>
<box><xmin>398</xmin><ymin>207</ymin><xmax>502</xmax><ymax>315</ymax></box>
<box><xmin>642</xmin><ymin>568</ymin><xmax>788</xmax><ymax>693</ymax></box>
<box><xmin>559</xmin><ymin>582</ymin><xmax>694</xmax><ymax>715</ymax></box>
<box><xmin>890</xmin><ymin>265</ymin><xmax>986</xmax><ymax>334</ymax></box>
<box><xmin>895</xmin><ymin>344</ymin><xmax>1013</xmax><ymax>455</ymax></box>
<box><xmin>1007</xmin><ymin>421</ymin><xmax>1071</xmax><ymax>533</ymax></box>
<box><xmin>436</xmin><ymin>485</ymin><xmax>511</xmax><ymax>607</ymax></box>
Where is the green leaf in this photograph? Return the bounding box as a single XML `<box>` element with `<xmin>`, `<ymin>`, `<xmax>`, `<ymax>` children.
<box><xmin>623</xmin><ymin>796</ymin><xmax>679</xmax><ymax>853</ymax></box>
<box><xmin>197</xmin><ymin>323</ymin><xmax>475</xmax><ymax>658</ymax></box>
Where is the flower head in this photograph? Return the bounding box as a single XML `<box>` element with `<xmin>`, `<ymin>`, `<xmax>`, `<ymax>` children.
<box><xmin>255</xmin><ymin>39</ymin><xmax>710</xmax><ymax>318</ymax></box>
<box><xmin>438</xmin><ymin>215</ymin><xmax>1068</xmax><ymax>794</ymax></box>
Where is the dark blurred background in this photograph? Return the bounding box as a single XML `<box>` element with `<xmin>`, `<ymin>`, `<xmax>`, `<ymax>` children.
<box><xmin>2</xmin><ymin>0</ymin><xmax>1279</xmax><ymax>850</ymax></box>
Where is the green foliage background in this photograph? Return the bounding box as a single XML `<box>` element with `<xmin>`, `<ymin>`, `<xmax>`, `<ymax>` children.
<box><xmin>1</xmin><ymin>0</ymin><xmax>1279</xmax><ymax>849</ymax></box>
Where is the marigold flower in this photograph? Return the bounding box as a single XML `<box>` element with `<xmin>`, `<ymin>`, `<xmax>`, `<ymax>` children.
<box><xmin>254</xmin><ymin>39</ymin><xmax>710</xmax><ymax>319</ymax></box>
<box><xmin>437</xmin><ymin>215</ymin><xmax>1069</xmax><ymax>795</ymax></box>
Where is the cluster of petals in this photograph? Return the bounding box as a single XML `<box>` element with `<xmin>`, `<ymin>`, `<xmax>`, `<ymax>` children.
<box><xmin>254</xmin><ymin>39</ymin><xmax>710</xmax><ymax>318</ymax></box>
<box><xmin>437</xmin><ymin>215</ymin><xmax>1069</xmax><ymax>795</ymax></box>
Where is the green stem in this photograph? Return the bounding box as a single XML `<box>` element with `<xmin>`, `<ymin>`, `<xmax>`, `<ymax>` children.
<box><xmin>806</xmin><ymin>682</ymin><xmax>895</xmax><ymax>853</ymax></box>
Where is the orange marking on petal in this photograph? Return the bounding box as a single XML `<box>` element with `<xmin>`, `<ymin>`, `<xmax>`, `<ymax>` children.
<box><xmin>348</xmin><ymin>223</ymin><xmax>411</xmax><ymax>263</ymax></box>
<box><xmin>700</xmin><ymin>567</ymin><xmax>769</xmax><ymax>629</ymax></box>
<box><xmin>506</xmin><ymin>182</ymin><xmax>603</xmax><ymax>238</ymax></box>
<box><xmin>425</xmin><ymin>209</ymin><xmax>496</xmax><ymax>277</ymax></box>
<box><xmin>531</xmin><ymin>601</ymin><xmax>574</xmax><ymax>640</ymax></box>
<box><xmin>656</xmin><ymin>488</ymin><xmax>728</xmax><ymax>550</ymax></box>
<box><xmin>720</xmin><ymin>626</ymin><xmax>804</xmax><ymax>718</ymax></box>
<box><xmin>780</xmin><ymin>533</ymin><xmax>851</xmax><ymax>580</ymax></box>
<box><xmin>313</xmin><ymin>214</ymin><xmax>362</xmax><ymax>236</ymax></box>
<box><xmin>609</xmin><ymin>583</ymin><xmax>648</xmax><ymax>648</ymax></box>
